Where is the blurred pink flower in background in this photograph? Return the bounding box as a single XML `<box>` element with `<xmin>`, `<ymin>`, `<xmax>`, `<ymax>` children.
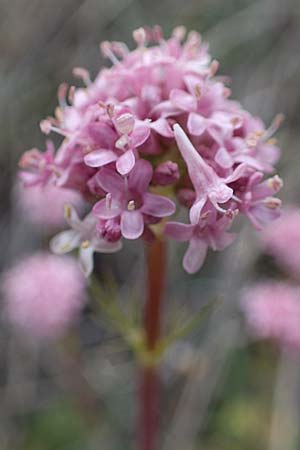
<box><xmin>17</xmin><ymin>183</ymin><xmax>85</xmax><ymax>231</ymax></box>
<box><xmin>262</xmin><ymin>208</ymin><xmax>300</xmax><ymax>276</ymax></box>
<box><xmin>1</xmin><ymin>252</ymin><xmax>87</xmax><ymax>340</ymax></box>
<box><xmin>241</xmin><ymin>282</ymin><xmax>300</xmax><ymax>350</ymax></box>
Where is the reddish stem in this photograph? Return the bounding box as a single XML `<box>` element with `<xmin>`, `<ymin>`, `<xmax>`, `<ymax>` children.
<box><xmin>138</xmin><ymin>239</ymin><xmax>166</xmax><ymax>450</ymax></box>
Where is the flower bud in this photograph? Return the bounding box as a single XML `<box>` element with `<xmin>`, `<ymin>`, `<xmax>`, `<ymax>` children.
<box><xmin>152</xmin><ymin>161</ymin><xmax>180</xmax><ymax>186</ymax></box>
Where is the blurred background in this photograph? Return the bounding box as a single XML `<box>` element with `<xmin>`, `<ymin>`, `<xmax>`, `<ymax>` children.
<box><xmin>1</xmin><ymin>0</ymin><xmax>300</xmax><ymax>449</ymax></box>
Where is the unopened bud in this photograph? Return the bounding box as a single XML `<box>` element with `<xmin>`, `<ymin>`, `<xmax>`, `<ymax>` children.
<box><xmin>152</xmin><ymin>161</ymin><xmax>180</xmax><ymax>186</ymax></box>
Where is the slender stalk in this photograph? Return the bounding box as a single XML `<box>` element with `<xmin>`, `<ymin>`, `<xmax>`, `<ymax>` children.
<box><xmin>138</xmin><ymin>238</ymin><xmax>167</xmax><ymax>450</ymax></box>
<box><xmin>268</xmin><ymin>347</ymin><xmax>300</xmax><ymax>450</ymax></box>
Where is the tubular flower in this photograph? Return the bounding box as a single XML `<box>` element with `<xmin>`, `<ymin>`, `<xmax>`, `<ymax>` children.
<box><xmin>18</xmin><ymin>26</ymin><xmax>283</xmax><ymax>275</ymax></box>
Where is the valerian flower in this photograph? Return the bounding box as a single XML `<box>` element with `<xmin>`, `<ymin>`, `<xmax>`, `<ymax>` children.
<box><xmin>18</xmin><ymin>26</ymin><xmax>283</xmax><ymax>275</ymax></box>
<box><xmin>165</xmin><ymin>205</ymin><xmax>237</xmax><ymax>273</ymax></box>
<box><xmin>50</xmin><ymin>204</ymin><xmax>122</xmax><ymax>276</ymax></box>
<box><xmin>92</xmin><ymin>159</ymin><xmax>176</xmax><ymax>239</ymax></box>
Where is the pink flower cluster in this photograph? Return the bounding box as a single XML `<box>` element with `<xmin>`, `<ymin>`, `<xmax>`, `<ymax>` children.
<box><xmin>241</xmin><ymin>282</ymin><xmax>300</xmax><ymax>350</ymax></box>
<box><xmin>262</xmin><ymin>208</ymin><xmax>300</xmax><ymax>276</ymax></box>
<box><xmin>1</xmin><ymin>253</ymin><xmax>86</xmax><ymax>339</ymax></box>
<box><xmin>18</xmin><ymin>26</ymin><xmax>283</xmax><ymax>275</ymax></box>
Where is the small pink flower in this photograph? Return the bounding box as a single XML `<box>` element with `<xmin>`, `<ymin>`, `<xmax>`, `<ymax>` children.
<box><xmin>165</xmin><ymin>204</ymin><xmax>237</xmax><ymax>273</ymax></box>
<box><xmin>1</xmin><ymin>252</ymin><xmax>87</xmax><ymax>340</ymax></box>
<box><xmin>234</xmin><ymin>172</ymin><xmax>282</xmax><ymax>229</ymax></box>
<box><xmin>173</xmin><ymin>124</ymin><xmax>247</xmax><ymax>222</ymax></box>
<box><xmin>50</xmin><ymin>204</ymin><xmax>122</xmax><ymax>276</ymax></box>
<box><xmin>241</xmin><ymin>282</ymin><xmax>300</xmax><ymax>350</ymax></box>
<box><xmin>19</xmin><ymin>141</ymin><xmax>56</xmax><ymax>187</ymax></box>
<box><xmin>84</xmin><ymin>107</ymin><xmax>150</xmax><ymax>175</ymax></box>
<box><xmin>92</xmin><ymin>159</ymin><xmax>176</xmax><ymax>239</ymax></box>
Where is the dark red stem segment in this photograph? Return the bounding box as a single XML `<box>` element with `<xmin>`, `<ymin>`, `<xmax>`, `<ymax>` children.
<box><xmin>145</xmin><ymin>239</ymin><xmax>166</xmax><ymax>350</ymax></box>
<box><xmin>139</xmin><ymin>239</ymin><xmax>166</xmax><ymax>450</ymax></box>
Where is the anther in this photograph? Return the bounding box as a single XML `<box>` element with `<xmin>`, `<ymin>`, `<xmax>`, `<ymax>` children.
<box><xmin>127</xmin><ymin>200</ymin><xmax>135</xmax><ymax>211</ymax></box>
<box><xmin>81</xmin><ymin>240</ymin><xmax>90</xmax><ymax>249</ymax></box>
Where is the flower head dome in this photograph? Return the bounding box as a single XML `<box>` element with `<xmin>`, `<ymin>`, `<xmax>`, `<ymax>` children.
<box><xmin>18</xmin><ymin>26</ymin><xmax>283</xmax><ymax>275</ymax></box>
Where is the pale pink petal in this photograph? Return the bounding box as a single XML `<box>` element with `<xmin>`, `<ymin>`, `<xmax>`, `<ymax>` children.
<box><xmin>173</xmin><ymin>124</ymin><xmax>220</xmax><ymax>196</ymax></box>
<box><xmin>248</xmin><ymin>203</ymin><xmax>281</xmax><ymax>229</ymax></box>
<box><xmin>183</xmin><ymin>238</ymin><xmax>208</xmax><ymax>274</ymax></box>
<box><xmin>50</xmin><ymin>230</ymin><xmax>80</xmax><ymax>254</ymax></box>
<box><xmin>225</xmin><ymin>163</ymin><xmax>249</xmax><ymax>184</ymax></box>
<box><xmin>209</xmin><ymin>184</ymin><xmax>233</xmax><ymax>206</ymax></box>
<box><xmin>150</xmin><ymin>100</ymin><xmax>182</xmax><ymax>119</ymax></box>
<box><xmin>142</xmin><ymin>193</ymin><xmax>176</xmax><ymax>217</ymax></box>
<box><xmin>116</xmin><ymin>150</ymin><xmax>136</xmax><ymax>175</ymax></box>
<box><xmin>84</xmin><ymin>149</ymin><xmax>117</xmax><ymax>168</ymax></box>
<box><xmin>92</xmin><ymin>238</ymin><xmax>123</xmax><ymax>253</ymax></box>
<box><xmin>128</xmin><ymin>159</ymin><xmax>153</xmax><ymax>193</ymax></box>
<box><xmin>215</xmin><ymin>147</ymin><xmax>233</xmax><ymax>169</ymax></box>
<box><xmin>96</xmin><ymin>168</ymin><xmax>124</xmax><ymax>195</ymax></box>
<box><xmin>92</xmin><ymin>198</ymin><xmax>122</xmax><ymax>219</ymax></box>
<box><xmin>64</xmin><ymin>203</ymin><xmax>81</xmax><ymax>228</ymax></box>
<box><xmin>164</xmin><ymin>222</ymin><xmax>194</xmax><ymax>241</ymax></box>
<box><xmin>121</xmin><ymin>210</ymin><xmax>144</xmax><ymax>239</ymax></box>
<box><xmin>131</xmin><ymin>123</ymin><xmax>150</xmax><ymax>147</ymax></box>
<box><xmin>150</xmin><ymin>118</ymin><xmax>173</xmax><ymax>138</ymax></box>
<box><xmin>79</xmin><ymin>246</ymin><xmax>94</xmax><ymax>277</ymax></box>
<box><xmin>189</xmin><ymin>197</ymin><xmax>207</xmax><ymax>224</ymax></box>
<box><xmin>187</xmin><ymin>112</ymin><xmax>207</xmax><ymax>136</ymax></box>
<box><xmin>170</xmin><ymin>89</ymin><xmax>197</xmax><ymax>112</ymax></box>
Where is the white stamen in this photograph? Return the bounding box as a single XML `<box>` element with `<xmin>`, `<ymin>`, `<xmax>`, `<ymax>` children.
<box><xmin>106</xmin><ymin>193</ymin><xmax>112</xmax><ymax>209</ymax></box>
<box><xmin>133</xmin><ymin>27</ymin><xmax>147</xmax><ymax>46</ymax></box>
<box><xmin>100</xmin><ymin>41</ymin><xmax>120</xmax><ymax>65</ymax></box>
<box><xmin>172</xmin><ymin>26</ymin><xmax>186</xmax><ymax>41</ymax></box>
<box><xmin>262</xmin><ymin>114</ymin><xmax>284</xmax><ymax>142</ymax></box>
<box><xmin>127</xmin><ymin>200</ymin><xmax>135</xmax><ymax>211</ymax></box>
<box><xmin>73</xmin><ymin>67</ymin><xmax>91</xmax><ymax>86</ymax></box>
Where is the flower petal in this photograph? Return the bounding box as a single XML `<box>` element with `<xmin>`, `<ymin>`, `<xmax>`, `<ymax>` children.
<box><xmin>63</xmin><ymin>203</ymin><xmax>81</xmax><ymax>228</ymax></box>
<box><xmin>170</xmin><ymin>89</ymin><xmax>197</xmax><ymax>112</ymax></box>
<box><xmin>183</xmin><ymin>238</ymin><xmax>208</xmax><ymax>274</ymax></box>
<box><xmin>150</xmin><ymin>118</ymin><xmax>173</xmax><ymax>137</ymax></box>
<box><xmin>215</xmin><ymin>147</ymin><xmax>233</xmax><ymax>169</ymax></box>
<box><xmin>164</xmin><ymin>222</ymin><xmax>194</xmax><ymax>241</ymax></box>
<box><xmin>187</xmin><ymin>112</ymin><xmax>207</xmax><ymax>136</ymax></box>
<box><xmin>142</xmin><ymin>193</ymin><xmax>176</xmax><ymax>217</ymax></box>
<box><xmin>225</xmin><ymin>163</ymin><xmax>249</xmax><ymax>184</ymax></box>
<box><xmin>96</xmin><ymin>168</ymin><xmax>124</xmax><ymax>195</ymax></box>
<box><xmin>50</xmin><ymin>230</ymin><xmax>80</xmax><ymax>254</ymax></box>
<box><xmin>116</xmin><ymin>150</ymin><xmax>136</xmax><ymax>175</ymax></box>
<box><xmin>92</xmin><ymin>198</ymin><xmax>122</xmax><ymax>219</ymax></box>
<box><xmin>92</xmin><ymin>238</ymin><xmax>123</xmax><ymax>253</ymax></box>
<box><xmin>189</xmin><ymin>197</ymin><xmax>206</xmax><ymax>224</ymax></box>
<box><xmin>121</xmin><ymin>210</ymin><xmax>144</xmax><ymax>239</ymax></box>
<box><xmin>84</xmin><ymin>149</ymin><xmax>117</xmax><ymax>168</ymax></box>
<box><xmin>79</xmin><ymin>245</ymin><xmax>94</xmax><ymax>277</ymax></box>
<box><xmin>131</xmin><ymin>123</ymin><xmax>150</xmax><ymax>147</ymax></box>
<box><xmin>128</xmin><ymin>159</ymin><xmax>153</xmax><ymax>194</ymax></box>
